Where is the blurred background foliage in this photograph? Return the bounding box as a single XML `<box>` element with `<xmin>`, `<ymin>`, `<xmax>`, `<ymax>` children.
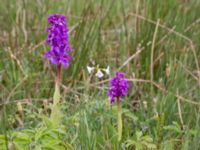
<box><xmin>0</xmin><ymin>0</ymin><xmax>200</xmax><ymax>149</ymax></box>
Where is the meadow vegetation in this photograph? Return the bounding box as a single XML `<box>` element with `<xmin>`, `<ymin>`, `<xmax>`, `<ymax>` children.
<box><xmin>0</xmin><ymin>0</ymin><xmax>200</xmax><ymax>149</ymax></box>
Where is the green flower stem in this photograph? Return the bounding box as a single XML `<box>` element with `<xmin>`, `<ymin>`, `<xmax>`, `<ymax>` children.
<box><xmin>117</xmin><ymin>98</ymin><xmax>122</xmax><ymax>141</ymax></box>
<box><xmin>51</xmin><ymin>65</ymin><xmax>61</xmax><ymax>127</ymax></box>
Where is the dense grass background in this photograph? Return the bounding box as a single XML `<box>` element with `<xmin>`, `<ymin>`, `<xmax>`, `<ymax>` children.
<box><xmin>0</xmin><ymin>0</ymin><xmax>200</xmax><ymax>149</ymax></box>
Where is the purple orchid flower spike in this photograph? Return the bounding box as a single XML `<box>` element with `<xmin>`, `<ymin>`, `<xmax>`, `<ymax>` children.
<box><xmin>107</xmin><ymin>72</ymin><xmax>129</xmax><ymax>103</ymax></box>
<box><xmin>44</xmin><ymin>14</ymin><xmax>72</xmax><ymax>68</ymax></box>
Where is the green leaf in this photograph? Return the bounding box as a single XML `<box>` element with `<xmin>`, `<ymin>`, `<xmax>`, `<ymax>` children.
<box><xmin>41</xmin><ymin>115</ymin><xmax>53</xmax><ymax>128</ymax></box>
<box><xmin>122</xmin><ymin>108</ymin><xmax>138</xmax><ymax>122</ymax></box>
<box><xmin>12</xmin><ymin>132</ymin><xmax>31</xmax><ymax>143</ymax></box>
<box><xmin>51</xmin><ymin>82</ymin><xmax>61</xmax><ymax>127</ymax></box>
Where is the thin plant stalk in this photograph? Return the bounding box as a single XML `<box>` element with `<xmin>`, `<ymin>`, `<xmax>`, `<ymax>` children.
<box><xmin>51</xmin><ymin>64</ymin><xmax>61</xmax><ymax>127</ymax></box>
<box><xmin>2</xmin><ymin>105</ymin><xmax>8</xmax><ymax>150</ymax></box>
<box><xmin>117</xmin><ymin>97</ymin><xmax>122</xmax><ymax>141</ymax></box>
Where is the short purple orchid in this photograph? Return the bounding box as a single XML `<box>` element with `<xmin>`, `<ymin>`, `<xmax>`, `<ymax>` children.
<box><xmin>107</xmin><ymin>72</ymin><xmax>129</xmax><ymax>103</ymax></box>
<box><xmin>44</xmin><ymin>14</ymin><xmax>72</xmax><ymax>68</ymax></box>
<box><xmin>107</xmin><ymin>72</ymin><xmax>129</xmax><ymax>141</ymax></box>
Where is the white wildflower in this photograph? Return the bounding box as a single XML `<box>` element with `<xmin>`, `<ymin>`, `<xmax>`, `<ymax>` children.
<box><xmin>95</xmin><ymin>70</ymin><xmax>104</xmax><ymax>78</ymax></box>
<box><xmin>105</xmin><ymin>66</ymin><xmax>110</xmax><ymax>75</ymax></box>
<box><xmin>87</xmin><ymin>66</ymin><xmax>94</xmax><ymax>74</ymax></box>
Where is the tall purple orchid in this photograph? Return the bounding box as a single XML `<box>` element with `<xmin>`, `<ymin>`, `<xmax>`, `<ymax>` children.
<box><xmin>44</xmin><ymin>14</ymin><xmax>72</xmax><ymax>126</ymax></box>
<box><xmin>107</xmin><ymin>72</ymin><xmax>128</xmax><ymax>141</ymax></box>
<box><xmin>44</xmin><ymin>14</ymin><xmax>72</xmax><ymax>68</ymax></box>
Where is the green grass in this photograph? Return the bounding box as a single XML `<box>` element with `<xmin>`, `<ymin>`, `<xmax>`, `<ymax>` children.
<box><xmin>0</xmin><ymin>0</ymin><xmax>200</xmax><ymax>149</ymax></box>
